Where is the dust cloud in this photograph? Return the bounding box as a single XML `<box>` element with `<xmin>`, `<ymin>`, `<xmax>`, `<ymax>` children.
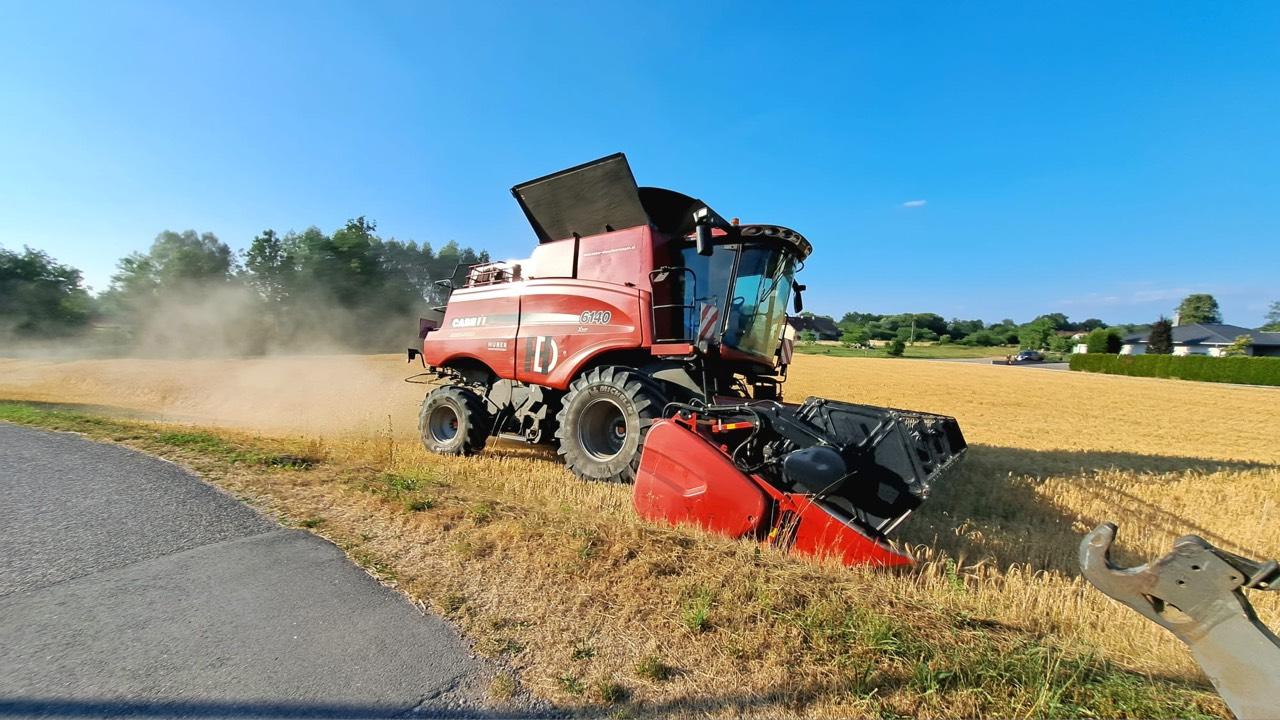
<box><xmin>103</xmin><ymin>280</ymin><xmax>423</xmax><ymax>359</ymax></box>
<box><xmin>0</xmin><ymin>268</ymin><xmax>441</xmax><ymax>439</ymax></box>
<box><xmin>0</xmin><ymin>354</ymin><xmax>431</xmax><ymax>440</ymax></box>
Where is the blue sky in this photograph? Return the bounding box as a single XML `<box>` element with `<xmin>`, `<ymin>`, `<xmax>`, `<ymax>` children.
<box><xmin>1</xmin><ymin>1</ymin><xmax>1277</xmax><ymax>326</ymax></box>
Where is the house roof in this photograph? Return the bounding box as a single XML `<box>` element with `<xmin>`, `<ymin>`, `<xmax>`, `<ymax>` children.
<box><xmin>1124</xmin><ymin>323</ymin><xmax>1280</xmax><ymax>347</ymax></box>
<box><xmin>787</xmin><ymin>316</ymin><xmax>841</xmax><ymax>336</ymax></box>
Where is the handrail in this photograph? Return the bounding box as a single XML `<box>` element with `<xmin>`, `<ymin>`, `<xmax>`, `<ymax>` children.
<box><xmin>649</xmin><ymin>266</ymin><xmax>699</xmax><ymax>343</ymax></box>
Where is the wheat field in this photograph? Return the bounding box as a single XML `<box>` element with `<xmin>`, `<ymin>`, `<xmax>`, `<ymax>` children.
<box><xmin>1</xmin><ymin>353</ymin><xmax>1276</xmax><ymax>716</ymax></box>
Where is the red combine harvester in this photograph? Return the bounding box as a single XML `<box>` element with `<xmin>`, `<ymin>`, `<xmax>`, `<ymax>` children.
<box><xmin>409</xmin><ymin>154</ymin><xmax>966</xmax><ymax>566</ymax></box>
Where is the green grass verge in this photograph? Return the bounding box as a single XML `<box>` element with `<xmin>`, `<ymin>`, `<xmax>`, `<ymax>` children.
<box><xmin>0</xmin><ymin>402</ymin><xmax>315</xmax><ymax>469</ymax></box>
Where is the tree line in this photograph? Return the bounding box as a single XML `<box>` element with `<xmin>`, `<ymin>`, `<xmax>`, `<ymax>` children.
<box><xmin>6</xmin><ymin>238</ymin><xmax>1277</xmax><ymax>357</ymax></box>
<box><xmin>816</xmin><ymin>311</ymin><xmax>1126</xmax><ymax>352</ymax></box>
<box><xmin>0</xmin><ymin>218</ymin><xmax>489</xmax><ymax>354</ymax></box>
<box><xmin>809</xmin><ymin>293</ymin><xmax>1279</xmax><ymax>353</ymax></box>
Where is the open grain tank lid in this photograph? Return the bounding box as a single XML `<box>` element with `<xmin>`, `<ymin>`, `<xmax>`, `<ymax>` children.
<box><xmin>511</xmin><ymin>152</ymin><xmax>714</xmax><ymax>243</ymax></box>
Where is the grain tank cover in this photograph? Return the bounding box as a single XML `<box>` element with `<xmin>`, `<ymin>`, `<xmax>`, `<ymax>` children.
<box><xmin>512</xmin><ymin>153</ymin><xmax>652</xmax><ymax>244</ymax></box>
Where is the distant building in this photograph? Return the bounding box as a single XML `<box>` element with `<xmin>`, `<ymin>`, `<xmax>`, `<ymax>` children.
<box><xmin>786</xmin><ymin>315</ymin><xmax>841</xmax><ymax>341</ymax></box>
<box><xmin>1121</xmin><ymin>323</ymin><xmax>1280</xmax><ymax>357</ymax></box>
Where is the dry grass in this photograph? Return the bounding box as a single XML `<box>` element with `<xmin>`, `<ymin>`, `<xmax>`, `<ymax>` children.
<box><xmin>2</xmin><ymin>353</ymin><xmax>1277</xmax><ymax>717</ymax></box>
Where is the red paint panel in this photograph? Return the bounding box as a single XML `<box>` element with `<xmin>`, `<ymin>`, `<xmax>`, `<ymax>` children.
<box><xmin>421</xmin><ymin>285</ymin><xmax>518</xmax><ymax>377</ymax></box>
<box><xmin>575</xmin><ymin>226</ymin><xmax>653</xmax><ymax>287</ymax></box>
<box><xmin>650</xmin><ymin>342</ymin><xmax>695</xmax><ymax>357</ymax></box>
<box><xmin>514</xmin><ymin>279</ymin><xmax>644</xmax><ymax>390</ymax></box>
<box><xmin>633</xmin><ymin>420</ymin><xmax>768</xmax><ymax>539</ymax></box>
<box><xmin>781</xmin><ymin>496</ymin><xmax>913</xmax><ymax>567</ymax></box>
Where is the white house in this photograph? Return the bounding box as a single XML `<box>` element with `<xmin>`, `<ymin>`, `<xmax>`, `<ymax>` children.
<box><xmin>1120</xmin><ymin>323</ymin><xmax>1280</xmax><ymax>357</ymax></box>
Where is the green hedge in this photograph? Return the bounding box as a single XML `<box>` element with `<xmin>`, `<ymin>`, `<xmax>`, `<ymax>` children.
<box><xmin>1069</xmin><ymin>353</ymin><xmax>1280</xmax><ymax>386</ymax></box>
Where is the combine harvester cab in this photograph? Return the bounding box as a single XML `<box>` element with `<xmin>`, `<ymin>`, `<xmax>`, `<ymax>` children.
<box><xmin>413</xmin><ymin>153</ymin><xmax>966</xmax><ymax>567</ymax></box>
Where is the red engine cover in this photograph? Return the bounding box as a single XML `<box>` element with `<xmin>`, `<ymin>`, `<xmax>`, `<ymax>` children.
<box><xmin>633</xmin><ymin>420</ymin><xmax>768</xmax><ymax>539</ymax></box>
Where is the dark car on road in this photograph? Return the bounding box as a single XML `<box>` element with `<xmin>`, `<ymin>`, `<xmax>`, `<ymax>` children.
<box><xmin>1014</xmin><ymin>350</ymin><xmax>1044</xmax><ymax>362</ymax></box>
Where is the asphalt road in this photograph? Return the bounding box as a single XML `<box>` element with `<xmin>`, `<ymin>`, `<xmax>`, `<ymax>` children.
<box><xmin>933</xmin><ymin>357</ymin><xmax>1071</xmax><ymax>371</ymax></box>
<box><xmin>0</xmin><ymin>423</ymin><xmax>500</xmax><ymax>719</ymax></box>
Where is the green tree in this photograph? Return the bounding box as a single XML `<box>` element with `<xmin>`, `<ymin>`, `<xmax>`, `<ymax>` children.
<box><xmin>96</xmin><ymin>230</ymin><xmax>260</xmax><ymax>355</ymax></box>
<box><xmin>1048</xmin><ymin>334</ymin><xmax>1074</xmax><ymax>353</ymax></box>
<box><xmin>1263</xmin><ymin>301</ymin><xmax>1280</xmax><ymax>331</ymax></box>
<box><xmin>1147</xmin><ymin>317</ymin><xmax>1174</xmax><ymax>354</ymax></box>
<box><xmin>909</xmin><ymin>313</ymin><xmax>947</xmax><ymax>336</ymax></box>
<box><xmin>101</xmin><ymin>230</ymin><xmax>237</xmax><ymax>322</ymax></box>
<box><xmin>986</xmin><ymin>319</ymin><xmax>1019</xmax><ymax>345</ymax></box>
<box><xmin>148</xmin><ymin>230</ymin><xmax>235</xmax><ymax>284</ymax></box>
<box><xmin>376</xmin><ymin>238</ymin><xmax>438</xmax><ymax>303</ymax></box>
<box><xmin>1032</xmin><ymin>312</ymin><xmax>1069</xmax><ymax>329</ymax></box>
<box><xmin>428</xmin><ymin>239</ymin><xmax>478</xmax><ymax>301</ymax></box>
<box><xmin>799</xmin><ymin>330</ymin><xmax>817</xmax><ymax>344</ymax></box>
<box><xmin>946</xmin><ymin>318</ymin><xmax>984</xmax><ymax>341</ymax></box>
<box><xmin>1175</xmin><ymin>293</ymin><xmax>1222</xmax><ymax>325</ymax></box>
<box><xmin>1221</xmin><ymin>334</ymin><xmax>1253</xmax><ymax>357</ymax></box>
<box><xmin>1086</xmin><ymin>328</ymin><xmax>1122</xmax><ymax>354</ymax></box>
<box><xmin>1107</xmin><ymin>332</ymin><xmax>1123</xmax><ymax>353</ymax></box>
<box><xmin>1018</xmin><ymin>317</ymin><xmax>1058</xmax><ymax>350</ymax></box>
<box><xmin>291</xmin><ymin>218</ymin><xmax>427</xmax><ymax>348</ymax></box>
<box><xmin>964</xmin><ymin>330</ymin><xmax>998</xmax><ymax>347</ymax></box>
<box><xmin>107</xmin><ymin>230</ymin><xmax>235</xmax><ymax>293</ymax></box>
<box><xmin>300</xmin><ymin>217</ymin><xmax>386</xmax><ymax>307</ymax></box>
<box><xmin>865</xmin><ymin>321</ymin><xmax>894</xmax><ymax>340</ymax></box>
<box><xmin>886</xmin><ymin>337</ymin><xmax>906</xmax><ymax>356</ymax></box>
<box><xmin>0</xmin><ymin>246</ymin><xmax>95</xmax><ymax>337</ymax></box>
<box><xmin>840</xmin><ymin>327</ymin><xmax>868</xmax><ymax>348</ymax></box>
<box><xmin>840</xmin><ymin>311</ymin><xmax>881</xmax><ymax>328</ymax></box>
<box><xmin>243</xmin><ymin>229</ymin><xmax>299</xmax><ymax>305</ymax></box>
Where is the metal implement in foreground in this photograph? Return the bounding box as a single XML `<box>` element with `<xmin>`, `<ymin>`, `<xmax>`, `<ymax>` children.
<box><xmin>1079</xmin><ymin>523</ymin><xmax>1280</xmax><ymax>719</ymax></box>
<box><xmin>409</xmin><ymin>153</ymin><xmax>966</xmax><ymax>567</ymax></box>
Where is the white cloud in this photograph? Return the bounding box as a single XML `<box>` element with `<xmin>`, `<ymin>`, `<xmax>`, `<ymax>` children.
<box><xmin>901</xmin><ymin>199</ymin><xmax>927</xmax><ymax>208</ymax></box>
<box><xmin>1131</xmin><ymin>288</ymin><xmax>1189</xmax><ymax>303</ymax></box>
<box><xmin>1056</xmin><ymin>287</ymin><xmax>1188</xmax><ymax>307</ymax></box>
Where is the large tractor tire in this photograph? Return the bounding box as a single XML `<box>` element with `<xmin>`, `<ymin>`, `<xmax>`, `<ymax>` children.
<box><xmin>555</xmin><ymin>366</ymin><xmax>666</xmax><ymax>483</ymax></box>
<box><xmin>419</xmin><ymin>385</ymin><xmax>491</xmax><ymax>456</ymax></box>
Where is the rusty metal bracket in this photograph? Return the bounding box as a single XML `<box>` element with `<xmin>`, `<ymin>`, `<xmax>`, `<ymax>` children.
<box><xmin>1080</xmin><ymin>523</ymin><xmax>1280</xmax><ymax>720</ymax></box>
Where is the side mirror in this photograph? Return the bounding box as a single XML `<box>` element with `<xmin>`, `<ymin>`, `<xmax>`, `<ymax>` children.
<box><xmin>695</xmin><ymin>223</ymin><xmax>714</xmax><ymax>256</ymax></box>
<box><xmin>793</xmin><ymin>283</ymin><xmax>806</xmax><ymax>313</ymax></box>
<box><xmin>693</xmin><ymin>207</ymin><xmax>715</xmax><ymax>256</ymax></box>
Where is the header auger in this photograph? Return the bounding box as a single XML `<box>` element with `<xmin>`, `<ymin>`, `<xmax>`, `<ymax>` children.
<box><xmin>409</xmin><ymin>153</ymin><xmax>966</xmax><ymax>566</ymax></box>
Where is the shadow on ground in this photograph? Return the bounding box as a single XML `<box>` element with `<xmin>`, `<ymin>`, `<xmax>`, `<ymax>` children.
<box><xmin>485</xmin><ymin>439</ymin><xmax>1275</xmax><ymax>578</ymax></box>
<box><xmin>901</xmin><ymin>444</ymin><xmax>1277</xmax><ymax>576</ymax></box>
<box><xmin>0</xmin><ymin>662</ymin><xmax>1218</xmax><ymax>720</ymax></box>
<box><xmin>0</xmin><ymin>697</ymin><xmax>552</xmax><ymax>718</ymax></box>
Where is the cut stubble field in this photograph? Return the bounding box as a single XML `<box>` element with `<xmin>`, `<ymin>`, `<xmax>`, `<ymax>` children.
<box><xmin>1</xmin><ymin>354</ymin><xmax>1276</xmax><ymax>718</ymax></box>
